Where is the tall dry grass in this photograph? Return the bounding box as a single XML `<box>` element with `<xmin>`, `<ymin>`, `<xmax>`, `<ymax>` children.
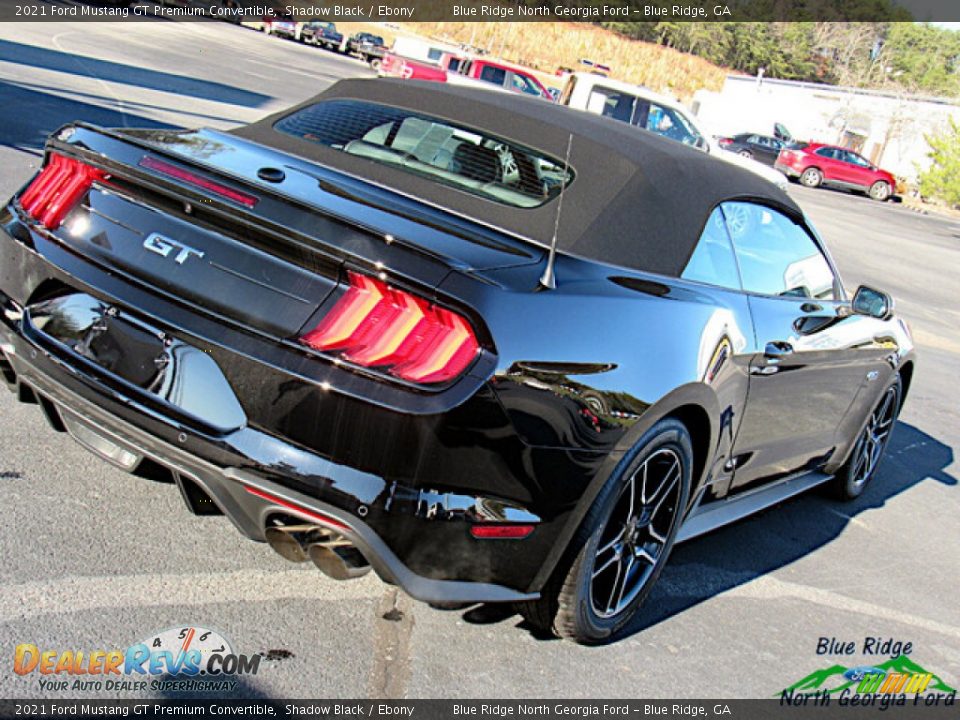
<box><xmin>407</xmin><ymin>22</ymin><xmax>730</xmax><ymax>100</ymax></box>
<box><xmin>332</xmin><ymin>21</ymin><xmax>731</xmax><ymax>101</ymax></box>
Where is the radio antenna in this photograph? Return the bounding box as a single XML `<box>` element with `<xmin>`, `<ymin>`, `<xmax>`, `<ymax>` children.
<box><xmin>539</xmin><ymin>133</ymin><xmax>573</xmax><ymax>290</ymax></box>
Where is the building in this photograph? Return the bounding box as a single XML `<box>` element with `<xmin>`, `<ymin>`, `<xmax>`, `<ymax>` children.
<box><xmin>692</xmin><ymin>74</ymin><xmax>960</xmax><ymax>185</ymax></box>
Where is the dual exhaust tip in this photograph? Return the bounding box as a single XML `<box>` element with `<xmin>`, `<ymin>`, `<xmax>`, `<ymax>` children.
<box><xmin>265</xmin><ymin>524</ymin><xmax>371</xmax><ymax>580</ymax></box>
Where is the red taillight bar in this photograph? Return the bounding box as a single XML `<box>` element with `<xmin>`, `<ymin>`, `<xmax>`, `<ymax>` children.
<box><xmin>139</xmin><ymin>156</ymin><xmax>258</xmax><ymax>208</ymax></box>
<box><xmin>470</xmin><ymin>524</ymin><xmax>535</xmax><ymax>540</ymax></box>
<box><xmin>19</xmin><ymin>153</ymin><xmax>107</xmax><ymax>230</ymax></box>
<box><xmin>300</xmin><ymin>271</ymin><xmax>480</xmax><ymax>385</ymax></box>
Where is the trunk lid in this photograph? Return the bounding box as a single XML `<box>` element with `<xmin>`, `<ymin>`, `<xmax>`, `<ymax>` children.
<box><xmin>27</xmin><ymin>124</ymin><xmax>542</xmax><ymax>339</ymax></box>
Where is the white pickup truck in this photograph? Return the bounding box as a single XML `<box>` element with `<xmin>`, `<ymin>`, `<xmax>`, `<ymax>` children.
<box><xmin>559</xmin><ymin>73</ymin><xmax>789</xmax><ymax>191</ymax></box>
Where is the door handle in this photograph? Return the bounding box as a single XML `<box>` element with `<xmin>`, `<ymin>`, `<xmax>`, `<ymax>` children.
<box><xmin>763</xmin><ymin>341</ymin><xmax>794</xmax><ymax>359</ymax></box>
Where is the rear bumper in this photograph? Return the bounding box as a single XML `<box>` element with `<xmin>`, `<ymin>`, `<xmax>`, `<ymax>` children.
<box><xmin>0</xmin><ymin>297</ymin><xmax>536</xmax><ymax>604</ymax></box>
<box><xmin>774</xmin><ymin>162</ymin><xmax>799</xmax><ymax>178</ymax></box>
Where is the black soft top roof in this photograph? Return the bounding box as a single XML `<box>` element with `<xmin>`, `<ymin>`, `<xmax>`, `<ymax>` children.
<box><xmin>232</xmin><ymin>78</ymin><xmax>802</xmax><ymax>278</ymax></box>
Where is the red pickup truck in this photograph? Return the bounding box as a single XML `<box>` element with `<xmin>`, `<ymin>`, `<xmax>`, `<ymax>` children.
<box><xmin>380</xmin><ymin>45</ymin><xmax>551</xmax><ymax>100</ymax></box>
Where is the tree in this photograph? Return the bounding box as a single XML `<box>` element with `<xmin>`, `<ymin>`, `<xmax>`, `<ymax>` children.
<box><xmin>883</xmin><ymin>23</ymin><xmax>960</xmax><ymax>96</ymax></box>
<box><xmin>918</xmin><ymin>117</ymin><xmax>960</xmax><ymax>206</ymax></box>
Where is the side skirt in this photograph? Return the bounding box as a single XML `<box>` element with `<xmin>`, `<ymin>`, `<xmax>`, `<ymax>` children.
<box><xmin>676</xmin><ymin>470</ymin><xmax>832</xmax><ymax>543</ymax></box>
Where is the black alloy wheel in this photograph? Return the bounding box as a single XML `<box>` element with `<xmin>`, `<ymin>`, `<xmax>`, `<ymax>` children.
<box><xmin>590</xmin><ymin>447</ymin><xmax>684</xmax><ymax>619</ymax></box>
<box><xmin>518</xmin><ymin>418</ymin><xmax>692</xmax><ymax>644</ymax></box>
<box><xmin>833</xmin><ymin>375</ymin><xmax>902</xmax><ymax>500</ymax></box>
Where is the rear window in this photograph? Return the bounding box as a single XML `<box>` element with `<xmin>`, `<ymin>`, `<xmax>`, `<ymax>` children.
<box><xmin>274</xmin><ymin>100</ymin><xmax>573</xmax><ymax>208</ymax></box>
<box><xmin>479</xmin><ymin>65</ymin><xmax>507</xmax><ymax>85</ymax></box>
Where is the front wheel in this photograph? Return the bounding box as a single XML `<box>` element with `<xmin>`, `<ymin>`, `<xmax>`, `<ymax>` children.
<box><xmin>518</xmin><ymin>418</ymin><xmax>692</xmax><ymax>644</ymax></box>
<box><xmin>800</xmin><ymin>167</ymin><xmax>823</xmax><ymax>188</ymax></box>
<box><xmin>869</xmin><ymin>181</ymin><xmax>891</xmax><ymax>202</ymax></box>
<box><xmin>832</xmin><ymin>376</ymin><xmax>902</xmax><ymax>500</ymax></box>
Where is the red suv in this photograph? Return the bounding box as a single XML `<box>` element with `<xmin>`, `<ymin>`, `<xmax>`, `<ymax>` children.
<box><xmin>775</xmin><ymin>142</ymin><xmax>896</xmax><ymax>201</ymax></box>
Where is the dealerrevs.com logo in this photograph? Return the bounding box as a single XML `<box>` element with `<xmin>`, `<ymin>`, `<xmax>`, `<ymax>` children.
<box><xmin>14</xmin><ymin>626</ymin><xmax>260</xmax><ymax>693</ymax></box>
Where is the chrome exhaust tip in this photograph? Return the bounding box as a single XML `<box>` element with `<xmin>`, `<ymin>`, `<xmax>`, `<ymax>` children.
<box><xmin>308</xmin><ymin>542</ymin><xmax>372</xmax><ymax>580</ymax></box>
<box><xmin>265</xmin><ymin>523</ymin><xmax>371</xmax><ymax>580</ymax></box>
<box><xmin>264</xmin><ymin>524</ymin><xmax>322</xmax><ymax>563</ymax></box>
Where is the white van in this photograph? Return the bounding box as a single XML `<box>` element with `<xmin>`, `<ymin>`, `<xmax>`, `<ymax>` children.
<box><xmin>559</xmin><ymin>73</ymin><xmax>788</xmax><ymax>191</ymax></box>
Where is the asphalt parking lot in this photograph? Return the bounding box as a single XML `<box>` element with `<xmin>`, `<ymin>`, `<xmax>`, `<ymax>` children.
<box><xmin>0</xmin><ymin>17</ymin><xmax>957</xmax><ymax>700</ymax></box>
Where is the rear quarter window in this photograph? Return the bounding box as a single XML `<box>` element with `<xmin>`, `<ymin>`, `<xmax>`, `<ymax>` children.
<box><xmin>273</xmin><ymin>99</ymin><xmax>573</xmax><ymax>208</ymax></box>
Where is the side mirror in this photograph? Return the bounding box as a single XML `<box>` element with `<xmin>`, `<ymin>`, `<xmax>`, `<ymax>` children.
<box><xmin>852</xmin><ymin>285</ymin><xmax>893</xmax><ymax>320</ymax></box>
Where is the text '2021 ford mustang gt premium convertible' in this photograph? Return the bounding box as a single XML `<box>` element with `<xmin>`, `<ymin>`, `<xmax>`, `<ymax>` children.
<box><xmin>0</xmin><ymin>79</ymin><xmax>914</xmax><ymax>643</ymax></box>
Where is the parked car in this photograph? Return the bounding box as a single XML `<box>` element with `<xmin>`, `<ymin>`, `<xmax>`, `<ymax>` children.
<box><xmin>380</xmin><ymin>45</ymin><xmax>550</xmax><ymax>100</ymax></box>
<box><xmin>559</xmin><ymin>73</ymin><xmax>789</xmax><ymax>191</ymax></box>
<box><xmin>346</xmin><ymin>32</ymin><xmax>386</xmax><ymax>56</ymax></box>
<box><xmin>300</xmin><ymin>21</ymin><xmax>343</xmax><ymax>51</ymax></box>
<box><xmin>2</xmin><ymin>79</ymin><xmax>913</xmax><ymax>643</ymax></box>
<box><xmin>447</xmin><ymin>58</ymin><xmax>551</xmax><ymax>99</ymax></box>
<box><xmin>345</xmin><ymin>32</ymin><xmax>388</xmax><ymax>69</ymax></box>
<box><xmin>717</xmin><ymin>133</ymin><xmax>786</xmax><ymax>166</ymax></box>
<box><xmin>775</xmin><ymin>142</ymin><xmax>897</xmax><ymax>201</ymax></box>
<box><xmin>378</xmin><ymin>37</ymin><xmax>463</xmax><ymax>82</ymax></box>
<box><xmin>262</xmin><ymin>18</ymin><xmax>299</xmax><ymax>41</ymax></box>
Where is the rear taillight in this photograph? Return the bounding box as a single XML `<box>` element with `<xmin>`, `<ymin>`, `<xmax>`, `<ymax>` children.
<box><xmin>18</xmin><ymin>153</ymin><xmax>107</xmax><ymax>230</ymax></box>
<box><xmin>300</xmin><ymin>271</ymin><xmax>480</xmax><ymax>385</ymax></box>
<box><xmin>718</xmin><ymin>138</ymin><xmax>733</xmax><ymax>147</ymax></box>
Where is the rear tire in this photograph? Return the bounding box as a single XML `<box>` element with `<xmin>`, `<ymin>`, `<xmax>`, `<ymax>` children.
<box><xmin>832</xmin><ymin>375</ymin><xmax>902</xmax><ymax>501</ymax></box>
<box><xmin>800</xmin><ymin>167</ymin><xmax>823</xmax><ymax>188</ymax></box>
<box><xmin>518</xmin><ymin>418</ymin><xmax>692</xmax><ymax>644</ymax></box>
<box><xmin>869</xmin><ymin>181</ymin><xmax>891</xmax><ymax>202</ymax></box>
<box><xmin>738</xmin><ymin>149</ymin><xmax>753</xmax><ymax>159</ymax></box>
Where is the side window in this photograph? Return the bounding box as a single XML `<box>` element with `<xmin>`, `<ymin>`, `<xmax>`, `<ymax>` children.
<box><xmin>722</xmin><ymin>202</ymin><xmax>837</xmax><ymax>300</ymax></box>
<box><xmin>814</xmin><ymin>147</ymin><xmax>836</xmax><ymax>160</ymax></box>
<box><xmin>681</xmin><ymin>206</ymin><xmax>742</xmax><ymax>290</ymax></box>
<box><xmin>644</xmin><ymin>104</ymin><xmax>703</xmax><ymax>147</ymax></box>
<box><xmin>479</xmin><ymin>65</ymin><xmax>507</xmax><ymax>86</ymax></box>
<box><xmin>586</xmin><ymin>87</ymin><xmax>636</xmax><ymax>123</ymax></box>
<box><xmin>509</xmin><ymin>73</ymin><xmax>543</xmax><ymax>96</ymax></box>
<box><xmin>846</xmin><ymin>152</ymin><xmax>871</xmax><ymax>167</ymax></box>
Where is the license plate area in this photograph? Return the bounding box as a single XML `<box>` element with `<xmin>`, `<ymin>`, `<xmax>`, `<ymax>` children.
<box><xmin>24</xmin><ymin>292</ymin><xmax>246</xmax><ymax>432</ymax></box>
<box><xmin>29</xmin><ymin>293</ymin><xmax>166</xmax><ymax>389</ymax></box>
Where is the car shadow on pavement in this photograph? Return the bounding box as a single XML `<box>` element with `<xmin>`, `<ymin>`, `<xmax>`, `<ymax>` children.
<box><xmin>0</xmin><ymin>79</ymin><xmax>174</xmax><ymax>153</ymax></box>
<box><xmin>0</xmin><ymin>38</ymin><xmax>271</xmax><ymax>109</ymax></box>
<box><xmin>464</xmin><ymin>420</ymin><xmax>955</xmax><ymax>642</ymax></box>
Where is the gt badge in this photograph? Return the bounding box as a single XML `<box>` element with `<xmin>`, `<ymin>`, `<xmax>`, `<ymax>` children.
<box><xmin>143</xmin><ymin>233</ymin><xmax>204</xmax><ymax>265</ymax></box>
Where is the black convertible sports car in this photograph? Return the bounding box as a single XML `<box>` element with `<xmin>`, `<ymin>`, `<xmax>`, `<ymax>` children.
<box><xmin>0</xmin><ymin>80</ymin><xmax>913</xmax><ymax>643</ymax></box>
